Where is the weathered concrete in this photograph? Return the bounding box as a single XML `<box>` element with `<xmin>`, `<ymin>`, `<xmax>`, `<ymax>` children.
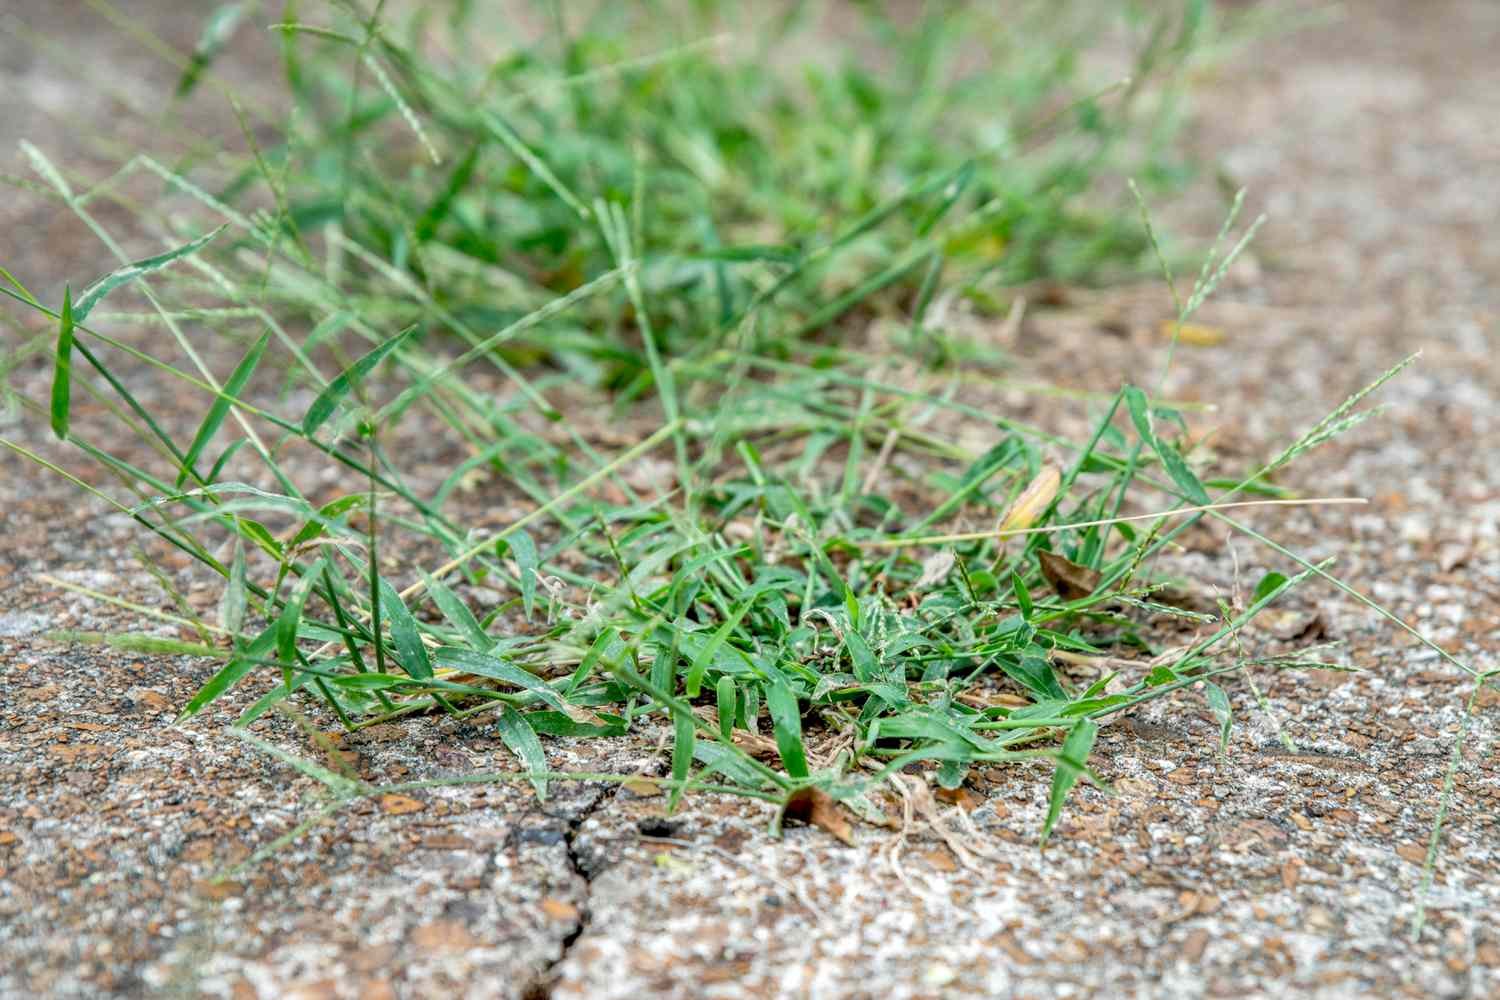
<box><xmin>2</xmin><ymin>2</ymin><xmax>1497</xmax><ymax>997</ymax></box>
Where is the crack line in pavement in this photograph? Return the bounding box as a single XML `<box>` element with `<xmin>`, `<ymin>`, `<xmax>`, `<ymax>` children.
<box><xmin>522</xmin><ymin>780</ymin><xmax>621</xmax><ymax>1000</ymax></box>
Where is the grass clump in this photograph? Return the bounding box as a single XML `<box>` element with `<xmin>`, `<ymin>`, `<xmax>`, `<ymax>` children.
<box><xmin>0</xmin><ymin>0</ymin><xmax>1454</xmax><ymax>857</ymax></box>
<box><xmin>153</xmin><ymin>0</ymin><xmax>1206</xmax><ymax>379</ymax></box>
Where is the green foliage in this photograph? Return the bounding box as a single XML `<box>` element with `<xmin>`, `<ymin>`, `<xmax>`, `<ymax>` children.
<box><xmin>49</xmin><ymin>286</ymin><xmax>73</xmax><ymax>439</ymax></box>
<box><xmin>191</xmin><ymin>0</ymin><xmax>1208</xmax><ymax>391</ymax></box>
<box><xmin>2</xmin><ymin>0</ymin><xmax>1426</xmax><ymax>850</ymax></box>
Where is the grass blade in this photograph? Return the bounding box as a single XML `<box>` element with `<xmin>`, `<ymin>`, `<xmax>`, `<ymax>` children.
<box><xmin>302</xmin><ymin>324</ymin><xmax>418</xmax><ymax>437</ymax></box>
<box><xmin>276</xmin><ymin>558</ymin><xmax>324</xmax><ymax>682</ymax></box>
<box><xmin>684</xmin><ymin>598</ymin><xmax>755</xmax><ymax>698</ymax></box>
<box><xmin>1125</xmin><ymin>385</ymin><xmax>1209</xmax><ymax>505</ymax></box>
<box><xmin>497</xmin><ymin>706</ymin><xmax>548</xmax><ymax>801</ymax></box>
<box><xmin>1040</xmin><ymin>718</ymin><xmax>1099</xmax><ymax>845</ymax></box>
<box><xmin>1202</xmin><ymin>680</ymin><xmax>1233</xmax><ymax>753</ymax></box>
<box><xmin>176</xmin><ymin>2</ymin><xmax>247</xmax><ymax>98</ymax></box>
<box><xmin>716</xmin><ymin>676</ymin><xmax>738</xmax><ymax>742</ymax></box>
<box><xmin>73</xmin><ymin>226</ymin><xmax>226</xmax><ymax>323</ymax></box>
<box><xmin>219</xmin><ymin>538</ymin><xmax>247</xmax><ymax>638</ymax></box>
<box><xmin>375</xmin><ymin>577</ymin><xmax>433</xmax><ymax>680</ymax></box>
<box><xmin>669</xmin><ymin>710</ymin><xmax>695</xmax><ymax>812</ymax></box>
<box><xmin>433</xmin><ymin>648</ymin><xmax>570</xmax><ymax>714</ymax></box>
<box><xmin>49</xmin><ymin>286</ymin><xmax>74</xmax><ymax>439</ymax></box>
<box><xmin>765</xmin><ymin>680</ymin><xmax>809</xmax><ymax>780</ymax></box>
<box><xmin>177</xmin><ymin>330</ymin><xmax>269</xmax><ymax>486</ymax></box>
<box><xmin>425</xmin><ymin>575</ymin><xmax>491</xmax><ymax>652</ymax></box>
<box><xmin>178</xmin><ymin>624</ymin><xmax>277</xmax><ymax>720</ymax></box>
<box><xmin>509</xmin><ymin>529</ymin><xmax>540</xmax><ymax>621</ymax></box>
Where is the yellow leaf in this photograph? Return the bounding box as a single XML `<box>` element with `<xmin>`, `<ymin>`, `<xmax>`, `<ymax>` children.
<box><xmin>998</xmin><ymin>464</ymin><xmax>1061</xmax><ymax>535</ymax></box>
<box><xmin>1159</xmin><ymin>321</ymin><xmax>1226</xmax><ymax>346</ymax></box>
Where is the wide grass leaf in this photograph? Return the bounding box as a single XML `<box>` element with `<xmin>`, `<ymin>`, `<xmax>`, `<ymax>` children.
<box><xmin>284</xmin><ymin>493</ymin><xmax>369</xmax><ymax>552</ymax></box>
<box><xmin>375</xmin><ymin>577</ymin><xmax>432</xmax><ymax>679</ymax></box>
<box><xmin>684</xmin><ymin>598</ymin><xmax>756</xmax><ymax>697</ymax></box>
<box><xmin>1001</xmin><ymin>653</ymin><xmax>1067</xmax><ymax>702</ymax></box>
<box><xmin>1125</xmin><ymin>385</ymin><xmax>1210</xmax><ymax>505</ymax></box>
<box><xmin>178</xmin><ymin>330</ymin><xmax>269</xmax><ymax>487</ymax></box>
<box><xmin>527</xmin><ymin>711</ymin><xmax>627</xmax><ymax>738</ymax></box>
<box><xmin>425</xmin><ymin>575</ymin><xmax>491</xmax><ymax>651</ymax></box>
<box><xmin>497</xmin><ymin>706</ymin><xmax>548</xmax><ymax>801</ymax></box>
<box><xmin>49</xmin><ymin>286</ymin><xmax>74</xmax><ymax>439</ymax></box>
<box><xmin>845</xmin><ymin>629</ymin><xmax>878</xmax><ymax>683</ymax></box>
<box><xmin>1253</xmin><ymin>571</ymin><xmax>1289</xmax><ymax>604</ymax></box>
<box><xmin>509</xmin><ymin>528</ymin><xmax>539</xmax><ymax>620</ymax></box>
<box><xmin>669</xmin><ymin>709</ymin><xmax>695</xmax><ymax>811</ymax></box>
<box><xmin>765</xmin><ymin>680</ymin><xmax>809</xmax><ymax>779</ymax></box>
<box><xmin>73</xmin><ymin>226</ymin><xmax>226</xmax><ymax>323</ymax></box>
<box><xmin>433</xmin><ymin>647</ymin><xmax>569</xmax><ymax>713</ymax></box>
<box><xmin>1040</xmin><ymin>718</ymin><xmax>1099</xmax><ymax>845</ymax></box>
<box><xmin>179</xmin><ymin>623</ymin><xmax>277</xmax><ymax>720</ymax></box>
<box><xmin>302</xmin><ymin>324</ymin><xmax>418</xmax><ymax>436</ymax></box>
<box><xmin>1202</xmin><ymin>680</ymin><xmax>1234</xmax><ymax>752</ymax></box>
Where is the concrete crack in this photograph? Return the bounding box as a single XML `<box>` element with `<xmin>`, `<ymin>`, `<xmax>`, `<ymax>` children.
<box><xmin>520</xmin><ymin>781</ymin><xmax>621</xmax><ymax>1000</ymax></box>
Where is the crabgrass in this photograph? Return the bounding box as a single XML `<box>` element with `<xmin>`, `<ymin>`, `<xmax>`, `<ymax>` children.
<box><xmin>0</xmin><ymin>0</ymin><xmax>1480</xmax><ymax>904</ymax></box>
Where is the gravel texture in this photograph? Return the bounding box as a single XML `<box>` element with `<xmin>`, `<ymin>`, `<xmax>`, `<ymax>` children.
<box><xmin>2</xmin><ymin>2</ymin><xmax>1497</xmax><ymax>998</ymax></box>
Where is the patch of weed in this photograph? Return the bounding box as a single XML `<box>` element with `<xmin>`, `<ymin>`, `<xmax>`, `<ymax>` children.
<box><xmin>3</xmin><ymin>2</ymin><xmax>1472</xmax><ymax>891</ymax></box>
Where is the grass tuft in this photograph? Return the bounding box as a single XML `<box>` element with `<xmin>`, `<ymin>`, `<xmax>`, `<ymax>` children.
<box><xmin>2</xmin><ymin>0</ymin><xmax>1473</xmax><ymax>882</ymax></box>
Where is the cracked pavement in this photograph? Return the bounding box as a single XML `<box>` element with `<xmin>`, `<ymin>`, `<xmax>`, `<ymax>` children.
<box><xmin>4</xmin><ymin>1</ymin><xmax>1500</xmax><ymax>997</ymax></box>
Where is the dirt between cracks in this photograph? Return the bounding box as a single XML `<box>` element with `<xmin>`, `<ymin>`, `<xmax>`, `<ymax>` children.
<box><xmin>2</xmin><ymin>1</ymin><xmax>1499</xmax><ymax>997</ymax></box>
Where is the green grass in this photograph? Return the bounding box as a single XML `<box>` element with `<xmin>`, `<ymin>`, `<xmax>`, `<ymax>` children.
<box><xmin>1</xmin><ymin>0</ymin><xmax>1483</xmax><ymax>908</ymax></box>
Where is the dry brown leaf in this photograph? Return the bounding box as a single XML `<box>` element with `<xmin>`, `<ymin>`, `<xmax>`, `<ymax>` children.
<box><xmin>998</xmin><ymin>464</ymin><xmax>1061</xmax><ymax>535</ymax></box>
<box><xmin>934</xmin><ymin>785</ymin><xmax>983</xmax><ymax>811</ymax></box>
<box><xmin>621</xmin><ymin>777</ymin><xmax>662</xmax><ymax>798</ymax></box>
<box><xmin>780</xmin><ymin>787</ymin><xmax>856</xmax><ymax>846</ymax></box>
<box><xmin>378</xmin><ymin>793</ymin><xmax>425</xmax><ymax>816</ymax></box>
<box><xmin>539</xmin><ymin>897</ymin><xmax>580</xmax><ymax>922</ymax></box>
<box><xmin>1396</xmin><ymin>842</ymin><xmax>1428</xmax><ymax>864</ymax></box>
<box><xmin>731</xmin><ymin>730</ymin><xmax>781</xmax><ymax>760</ymax></box>
<box><xmin>1038</xmin><ymin>550</ymin><xmax>1101</xmax><ymax>601</ymax></box>
<box><xmin>955</xmin><ymin>690</ymin><xmax>1029</xmax><ymax>709</ymax></box>
<box><xmin>1035</xmin><ymin>284</ymin><xmax>1071</xmax><ymax>307</ymax></box>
